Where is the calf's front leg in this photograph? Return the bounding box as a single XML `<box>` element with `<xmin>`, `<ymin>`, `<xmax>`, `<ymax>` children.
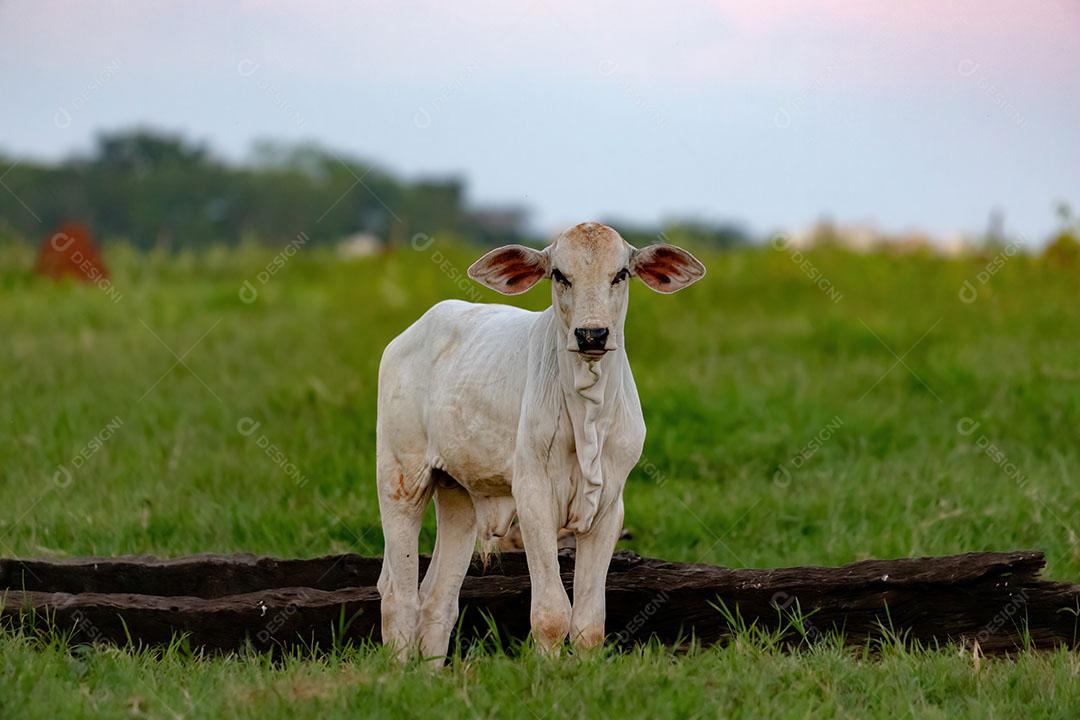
<box><xmin>570</xmin><ymin>498</ymin><xmax>624</xmax><ymax>649</ymax></box>
<box><xmin>515</xmin><ymin>470</ymin><xmax>572</xmax><ymax>653</ymax></box>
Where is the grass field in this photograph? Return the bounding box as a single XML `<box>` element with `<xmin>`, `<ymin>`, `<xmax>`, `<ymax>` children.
<box><xmin>2</xmin><ymin>238</ymin><xmax>1080</xmax><ymax>718</ymax></box>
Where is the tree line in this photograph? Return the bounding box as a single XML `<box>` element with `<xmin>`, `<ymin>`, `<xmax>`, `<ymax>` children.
<box><xmin>0</xmin><ymin>129</ymin><xmax>521</xmax><ymax>250</ymax></box>
<box><xmin>0</xmin><ymin>128</ymin><xmax>752</xmax><ymax>252</ymax></box>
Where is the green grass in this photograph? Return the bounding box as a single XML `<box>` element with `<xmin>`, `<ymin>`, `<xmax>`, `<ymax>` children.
<box><xmin>2</xmin><ymin>238</ymin><xmax>1080</xmax><ymax>718</ymax></box>
<box><xmin>6</xmin><ymin>630</ymin><xmax>1080</xmax><ymax>719</ymax></box>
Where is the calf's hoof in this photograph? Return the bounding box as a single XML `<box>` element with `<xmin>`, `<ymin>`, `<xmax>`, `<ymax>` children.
<box><xmin>531</xmin><ymin>608</ymin><xmax>571</xmax><ymax>654</ymax></box>
<box><xmin>571</xmin><ymin>624</ymin><xmax>606</xmax><ymax>650</ymax></box>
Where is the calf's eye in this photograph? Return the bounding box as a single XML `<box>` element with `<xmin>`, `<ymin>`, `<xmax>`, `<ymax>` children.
<box><xmin>552</xmin><ymin>269</ymin><xmax>571</xmax><ymax>287</ymax></box>
<box><xmin>611</xmin><ymin>268</ymin><xmax>630</xmax><ymax>285</ymax></box>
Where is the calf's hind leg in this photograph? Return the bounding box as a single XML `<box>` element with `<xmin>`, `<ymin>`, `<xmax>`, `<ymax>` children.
<box><xmin>376</xmin><ymin>457</ymin><xmax>431</xmax><ymax>659</ymax></box>
<box><xmin>418</xmin><ymin>473</ymin><xmax>477</xmax><ymax>663</ymax></box>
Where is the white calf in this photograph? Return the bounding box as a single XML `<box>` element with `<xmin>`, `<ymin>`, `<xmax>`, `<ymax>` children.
<box><xmin>376</xmin><ymin>222</ymin><xmax>704</xmax><ymax>660</ymax></box>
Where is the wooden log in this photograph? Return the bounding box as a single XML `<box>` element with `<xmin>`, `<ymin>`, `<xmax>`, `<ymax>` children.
<box><xmin>0</xmin><ymin>550</ymin><xmax>535</xmax><ymax>598</ymax></box>
<box><xmin>2</xmin><ymin>550</ymin><xmax>1077</xmax><ymax>655</ymax></box>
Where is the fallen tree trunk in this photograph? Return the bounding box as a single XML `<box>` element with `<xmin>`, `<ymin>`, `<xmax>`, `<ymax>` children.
<box><xmin>2</xmin><ymin>550</ymin><xmax>1078</xmax><ymax>655</ymax></box>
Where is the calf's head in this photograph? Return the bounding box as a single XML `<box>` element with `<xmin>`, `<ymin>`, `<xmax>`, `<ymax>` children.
<box><xmin>468</xmin><ymin>222</ymin><xmax>705</xmax><ymax>359</ymax></box>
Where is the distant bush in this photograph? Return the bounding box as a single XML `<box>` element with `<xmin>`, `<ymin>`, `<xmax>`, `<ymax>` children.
<box><xmin>1042</xmin><ymin>231</ymin><xmax>1080</xmax><ymax>268</ymax></box>
<box><xmin>1041</xmin><ymin>202</ymin><xmax>1080</xmax><ymax>268</ymax></box>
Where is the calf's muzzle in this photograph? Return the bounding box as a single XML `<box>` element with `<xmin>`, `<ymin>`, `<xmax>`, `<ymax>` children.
<box><xmin>574</xmin><ymin>327</ymin><xmax>610</xmax><ymax>354</ymax></box>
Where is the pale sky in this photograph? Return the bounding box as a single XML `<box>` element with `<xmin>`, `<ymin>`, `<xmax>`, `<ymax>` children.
<box><xmin>2</xmin><ymin>0</ymin><xmax>1078</xmax><ymax>242</ymax></box>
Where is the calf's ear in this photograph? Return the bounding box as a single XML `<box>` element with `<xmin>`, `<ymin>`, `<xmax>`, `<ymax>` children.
<box><xmin>468</xmin><ymin>245</ymin><xmax>549</xmax><ymax>295</ymax></box>
<box><xmin>630</xmin><ymin>243</ymin><xmax>706</xmax><ymax>293</ymax></box>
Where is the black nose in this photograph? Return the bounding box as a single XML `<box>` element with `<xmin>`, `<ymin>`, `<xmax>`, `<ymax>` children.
<box><xmin>574</xmin><ymin>327</ymin><xmax>610</xmax><ymax>352</ymax></box>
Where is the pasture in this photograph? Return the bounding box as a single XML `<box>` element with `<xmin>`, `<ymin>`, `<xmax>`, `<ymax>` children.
<box><xmin>2</xmin><ymin>239</ymin><xmax>1079</xmax><ymax>718</ymax></box>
